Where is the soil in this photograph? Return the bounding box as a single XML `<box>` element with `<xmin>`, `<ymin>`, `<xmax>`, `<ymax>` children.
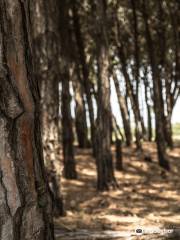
<box><xmin>55</xmin><ymin>142</ymin><xmax>180</xmax><ymax>240</ymax></box>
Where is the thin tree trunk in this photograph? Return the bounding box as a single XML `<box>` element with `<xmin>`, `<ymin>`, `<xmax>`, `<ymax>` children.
<box><xmin>112</xmin><ymin>114</ymin><xmax>124</xmax><ymax>142</ymax></box>
<box><xmin>59</xmin><ymin>0</ymin><xmax>77</xmax><ymax>179</ymax></box>
<box><xmin>0</xmin><ymin>0</ymin><xmax>54</xmax><ymax>239</ymax></box>
<box><xmin>143</xmin><ymin>68</ymin><xmax>152</xmax><ymax>141</ymax></box>
<box><xmin>95</xmin><ymin>0</ymin><xmax>117</xmax><ymax>191</ymax></box>
<box><xmin>142</xmin><ymin>0</ymin><xmax>170</xmax><ymax>170</ymax></box>
<box><xmin>69</xmin><ymin>26</ymin><xmax>89</xmax><ymax>149</ymax></box>
<box><xmin>130</xmin><ymin>0</ymin><xmax>140</xmax><ymax>100</ymax></box>
<box><xmin>72</xmin><ymin>65</ymin><xmax>89</xmax><ymax>148</ymax></box>
<box><xmin>112</xmin><ymin>70</ymin><xmax>132</xmax><ymax>146</ymax></box>
<box><xmin>72</xmin><ymin>1</ymin><xmax>97</xmax><ymax>155</ymax></box>
<box><xmin>116</xmin><ymin>139</ymin><xmax>123</xmax><ymax>171</ymax></box>
<box><xmin>157</xmin><ymin>0</ymin><xmax>173</xmax><ymax>148</ymax></box>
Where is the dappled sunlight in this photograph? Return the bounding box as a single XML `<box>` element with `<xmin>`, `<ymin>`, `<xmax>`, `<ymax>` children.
<box><xmin>56</xmin><ymin>142</ymin><xmax>180</xmax><ymax>239</ymax></box>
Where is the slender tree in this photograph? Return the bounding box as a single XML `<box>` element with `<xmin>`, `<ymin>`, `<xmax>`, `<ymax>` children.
<box><xmin>141</xmin><ymin>0</ymin><xmax>170</xmax><ymax>170</ymax></box>
<box><xmin>72</xmin><ymin>1</ymin><xmax>97</xmax><ymax>155</ymax></box>
<box><xmin>59</xmin><ymin>0</ymin><xmax>77</xmax><ymax>179</ymax></box>
<box><xmin>112</xmin><ymin>69</ymin><xmax>132</xmax><ymax>146</ymax></box>
<box><xmin>143</xmin><ymin>67</ymin><xmax>152</xmax><ymax>141</ymax></box>
<box><xmin>95</xmin><ymin>0</ymin><xmax>117</xmax><ymax>190</ymax></box>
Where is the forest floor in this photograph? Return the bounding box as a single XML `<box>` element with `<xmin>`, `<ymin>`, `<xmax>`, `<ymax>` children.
<box><xmin>55</xmin><ymin>142</ymin><xmax>180</xmax><ymax>240</ymax></box>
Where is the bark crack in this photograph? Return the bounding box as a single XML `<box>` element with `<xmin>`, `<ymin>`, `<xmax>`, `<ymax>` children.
<box><xmin>0</xmin><ymin>170</ymin><xmax>12</xmax><ymax>217</ymax></box>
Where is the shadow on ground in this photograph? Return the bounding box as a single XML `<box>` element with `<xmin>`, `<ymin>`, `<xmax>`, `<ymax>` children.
<box><xmin>55</xmin><ymin>142</ymin><xmax>180</xmax><ymax>239</ymax></box>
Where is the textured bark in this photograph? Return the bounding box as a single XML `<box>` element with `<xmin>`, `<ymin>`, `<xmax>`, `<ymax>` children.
<box><xmin>0</xmin><ymin>0</ymin><xmax>54</xmax><ymax>239</ymax></box>
<box><xmin>95</xmin><ymin>0</ymin><xmax>117</xmax><ymax>191</ymax></box>
<box><xmin>112</xmin><ymin>70</ymin><xmax>132</xmax><ymax>146</ymax></box>
<box><xmin>142</xmin><ymin>0</ymin><xmax>170</xmax><ymax>170</ymax></box>
<box><xmin>59</xmin><ymin>0</ymin><xmax>77</xmax><ymax>179</ymax></box>
<box><xmin>30</xmin><ymin>0</ymin><xmax>63</xmax><ymax>216</ymax></box>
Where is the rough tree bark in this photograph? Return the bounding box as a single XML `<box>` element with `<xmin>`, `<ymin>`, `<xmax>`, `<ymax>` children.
<box><xmin>0</xmin><ymin>0</ymin><xmax>54</xmax><ymax>239</ymax></box>
<box><xmin>59</xmin><ymin>0</ymin><xmax>77</xmax><ymax>179</ymax></box>
<box><xmin>30</xmin><ymin>0</ymin><xmax>63</xmax><ymax>216</ymax></box>
<box><xmin>95</xmin><ymin>0</ymin><xmax>117</xmax><ymax>190</ymax></box>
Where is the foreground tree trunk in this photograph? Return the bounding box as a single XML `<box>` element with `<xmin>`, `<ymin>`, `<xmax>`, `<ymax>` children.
<box><xmin>30</xmin><ymin>0</ymin><xmax>63</xmax><ymax>216</ymax></box>
<box><xmin>0</xmin><ymin>0</ymin><xmax>54</xmax><ymax>239</ymax></box>
<box><xmin>59</xmin><ymin>0</ymin><xmax>77</xmax><ymax>179</ymax></box>
<box><xmin>95</xmin><ymin>0</ymin><xmax>117</xmax><ymax>190</ymax></box>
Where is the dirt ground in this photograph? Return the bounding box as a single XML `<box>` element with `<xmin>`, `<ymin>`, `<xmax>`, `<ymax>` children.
<box><xmin>55</xmin><ymin>142</ymin><xmax>180</xmax><ymax>239</ymax></box>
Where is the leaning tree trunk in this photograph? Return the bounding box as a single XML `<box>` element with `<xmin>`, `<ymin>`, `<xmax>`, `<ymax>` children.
<box><xmin>30</xmin><ymin>0</ymin><xmax>63</xmax><ymax>216</ymax></box>
<box><xmin>59</xmin><ymin>0</ymin><xmax>77</xmax><ymax>179</ymax></box>
<box><xmin>112</xmin><ymin>69</ymin><xmax>132</xmax><ymax>146</ymax></box>
<box><xmin>0</xmin><ymin>0</ymin><xmax>54</xmax><ymax>239</ymax></box>
<box><xmin>115</xmin><ymin>15</ymin><xmax>146</xmax><ymax>146</ymax></box>
<box><xmin>72</xmin><ymin>1</ymin><xmax>97</xmax><ymax>155</ymax></box>
<box><xmin>70</xmin><ymin>31</ymin><xmax>89</xmax><ymax>149</ymax></box>
<box><xmin>95</xmin><ymin>0</ymin><xmax>117</xmax><ymax>191</ymax></box>
<box><xmin>142</xmin><ymin>0</ymin><xmax>170</xmax><ymax>170</ymax></box>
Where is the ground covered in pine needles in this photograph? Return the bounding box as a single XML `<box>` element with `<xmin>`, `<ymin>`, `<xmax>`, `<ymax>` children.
<box><xmin>55</xmin><ymin>142</ymin><xmax>180</xmax><ymax>240</ymax></box>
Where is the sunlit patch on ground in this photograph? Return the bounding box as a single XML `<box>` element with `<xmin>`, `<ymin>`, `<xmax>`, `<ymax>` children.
<box><xmin>55</xmin><ymin>142</ymin><xmax>180</xmax><ymax>239</ymax></box>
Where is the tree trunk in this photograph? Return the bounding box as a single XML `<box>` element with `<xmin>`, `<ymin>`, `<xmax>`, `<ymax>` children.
<box><xmin>73</xmin><ymin>77</ymin><xmax>89</xmax><ymax>149</ymax></box>
<box><xmin>143</xmin><ymin>69</ymin><xmax>152</xmax><ymax>142</ymax></box>
<box><xmin>116</xmin><ymin>139</ymin><xmax>123</xmax><ymax>171</ymax></box>
<box><xmin>112</xmin><ymin>70</ymin><xmax>132</xmax><ymax>146</ymax></box>
<box><xmin>142</xmin><ymin>0</ymin><xmax>170</xmax><ymax>170</ymax></box>
<box><xmin>164</xmin><ymin>113</ymin><xmax>173</xmax><ymax>149</ymax></box>
<box><xmin>95</xmin><ymin>0</ymin><xmax>117</xmax><ymax>191</ymax></box>
<box><xmin>30</xmin><ymin>0</ymin><xmax>63</xmax><ymax>216</ymax></box>
<box><xmin>0</xmin><ymin>0</ymin><xmax>54</xmax><ymax>239</ymax></box>
<box><xmin>59</xmin><ymin>0</ymin><xmax>77</xmax><ymax>179</ymax></box>
<box><xmin>156</xmin><ymin>0</ymin><xmax>173</xmax><ymax>149</ymax></box>
<box><xmin>69</xmin><ymin>32</ymin><xmax>89</xmax><ymax>149</ymax></box>
<box><xmin>112</xmin><ymin>114</ymin><xmax>124</xmax><ymax>142</ymax></box>
<box><xmin>72</xmin><ymin>1</ymin><xmax>97</xmax><ymax>155</ymax></box>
